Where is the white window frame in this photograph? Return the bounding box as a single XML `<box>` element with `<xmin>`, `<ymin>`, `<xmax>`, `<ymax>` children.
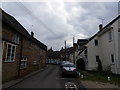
<box><xmin>5</xmin><ymin>43</ymin><xmax>16</xmax><ymax>62</ymax></box>
<box><xmin>20</xmin><ymin>57</ymin><xmax>27</xmax><ymax>69</ymax></box>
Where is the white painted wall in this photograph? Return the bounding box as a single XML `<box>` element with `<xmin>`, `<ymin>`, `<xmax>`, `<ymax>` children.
<box><xmin>99</xmin><ymin>19</ymin><xmax>119</xmax><ymax>74</ymax></box>
<box><xmin>86</xmin><ymin>36</ymin><xmax>101</xmax><ymax>70</ymax></box>
<box><xmin>118</xmin><ymin>18</ymin><xmax>120</xmax><ymax>74</ymax></box>
<box><xmin>80</xmin><ymin>18</ymin><xmax>120</xmax><ymax>74</ymax></box>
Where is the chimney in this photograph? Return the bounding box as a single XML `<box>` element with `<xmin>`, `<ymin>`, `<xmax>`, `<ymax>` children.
<box><xmin>31</xmin><ymin>32</ymin><xmax>34</xmax><ymax>37</ymax></box>
<box><xmin>99</xmin><ymin>24</ymin><xmax>103</xmax><ymax>31</ymax></box>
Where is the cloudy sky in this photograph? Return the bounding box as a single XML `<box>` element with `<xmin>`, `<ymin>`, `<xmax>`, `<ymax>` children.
<box><xmin>2</xmin><ymin>0</ymin><xmax>119</xmax><ymax>51</ymax></box>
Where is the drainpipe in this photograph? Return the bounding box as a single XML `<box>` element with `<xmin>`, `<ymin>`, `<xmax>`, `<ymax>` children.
<box><xmin>18</xmin><ymin>36</ymin><xmax>23</xmax><ymax>78</ymax></box>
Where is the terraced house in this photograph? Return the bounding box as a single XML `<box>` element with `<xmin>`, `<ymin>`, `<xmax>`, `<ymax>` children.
<box><xmin>79</xmin><ymin>15</ymin><xmax>120</xmax><ymax>75</ymax></box>
<box><xmin>2</xmin><ymin>9</ymin><xmax>47</xmax><ymax>83</ymax></box>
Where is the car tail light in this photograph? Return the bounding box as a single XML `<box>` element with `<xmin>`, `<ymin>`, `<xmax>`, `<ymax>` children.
<box><xmin>63</xmin><ymin>68</ymin><xmax>66</xmax><ymax>71</ymax></box>
<box><xmin>73</xmin><ymin>69</ymin><xmax>76</xmax><ymax>71</ymax></box>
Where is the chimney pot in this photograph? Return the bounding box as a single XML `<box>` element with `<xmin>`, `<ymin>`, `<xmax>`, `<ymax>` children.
<box><xmin>99</xmin><ymin>24</ymin><xmax>103</xmax><ymax>31</ymax></box>
<box><xmin>31</xmin><ymin>32</ymin><xmax>34</xmax><ymax>37</ymax></box>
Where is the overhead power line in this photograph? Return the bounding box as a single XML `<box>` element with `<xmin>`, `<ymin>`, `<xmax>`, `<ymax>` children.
<box><xmin>16</xmin><ymin>2</ymin><xmax>56</xmax><ymax>35</ymax></box>
<box><xmin>98</xmin><ymin>17</ymin><xmax>105</xmax><ymax>25</ymax></box>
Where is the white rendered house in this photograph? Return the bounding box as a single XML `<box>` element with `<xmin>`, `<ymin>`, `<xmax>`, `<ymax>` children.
<box><xmin>79</xmin><ymin>15</ymin><xmax>120</xmax><ymax>74</ymax></box>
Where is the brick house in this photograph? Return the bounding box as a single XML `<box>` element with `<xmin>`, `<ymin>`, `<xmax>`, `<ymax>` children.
<box><xmin>2</xmin><ymin>9</ymin><xmax>47</xmax><ymax>83</ymax></box>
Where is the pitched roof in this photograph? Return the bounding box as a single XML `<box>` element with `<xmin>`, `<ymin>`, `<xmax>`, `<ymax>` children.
<box><xmin>88</xmin><ymin>15</ymin><xmax>120</xmax><ymax>42</ymax></box>
<box><xmin>77</xmin><ymin>39</ymin><xmax>89</xmax><ymax>43</ymax></box>
<box><xmin>1</xmin><ymin>9</ymin><xmax>47</xmax><ymax>51</ymax></box>
<box><xmin>60</xmin><ymin>47</ymin><xmax>74</xmax><ymax>55</ymax></box>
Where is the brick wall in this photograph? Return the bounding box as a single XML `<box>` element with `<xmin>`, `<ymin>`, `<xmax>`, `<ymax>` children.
<box><xmin>19</xmin><ymin>37</ymin><xmax>46</xmax><ymax>77</ymax></box>
<box><xmin>2</xmin><ymin>23</ymin><xmax>47</xmax><ymax>83</ymax></box>
<box><xmin>2</xmin><ymin>24</ymin><xmax>20</xmax><ymax>83</ymax></box>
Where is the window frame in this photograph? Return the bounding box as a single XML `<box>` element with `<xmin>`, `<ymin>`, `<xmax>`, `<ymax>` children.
<box><xmin>96</xmin><ymin>55</ymin><xmax>100</xmax><ymax>62</ymax></box>
<box><xmin>111</xmin><ymin>54</ymin><xmax>115</xmax><ymax>63</ymax></box>
<box><xmin>20</xmin><ymin>57</ymin><xmax>27</xmax><ymax>69</ymax></box>
<box><xmin>94</xmin><ymin>39</ymin><xmax>98</xmax><ymax>46</ymax></box>
<box><xmin>109</xmin><ymin>31</ymin><xmax>112</xmax><ymax>41</ymax></box>
<box><xmin>5</xmin><ymin>43</ymin><xmax>16</xmax><ymax>62</ymax></box>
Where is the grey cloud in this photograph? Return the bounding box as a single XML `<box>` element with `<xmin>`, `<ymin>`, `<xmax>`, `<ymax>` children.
<box><xmin>2</xmin><ymin>2</ymin><xmax>118</xmax><ymax>50</ymax></box>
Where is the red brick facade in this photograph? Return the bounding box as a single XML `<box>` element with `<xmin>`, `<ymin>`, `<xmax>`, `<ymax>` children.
<box><xmin>2</xmin><ymin>10</ymin><xmax>47</xmax><ymax>83</ymax></box>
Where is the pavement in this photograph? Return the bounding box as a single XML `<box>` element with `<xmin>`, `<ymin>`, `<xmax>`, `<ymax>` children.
<box><xmin>2</xmin><ymin>65</ymin><xmax>49</xmax><ymax>89</ymax></box>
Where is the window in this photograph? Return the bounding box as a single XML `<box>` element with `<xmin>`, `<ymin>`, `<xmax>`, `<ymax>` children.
<box><xmin>12</xmin><ymin>33</ymin><xmax>20</xmax><ymax>44</ymax></box>
<box><xmin>118</xmin><ymin>28</ymin><xmax>120</xmax><ymax>32</ymax></box>
<box><xmin>5</xmin><ymin>43</ymin><xmax>16</xmax><ymax>62</ymax></box>
<box><xmin>94</xmin><ymin>39</ymin><xmax>98</xmax><ymax>46</ymax></box>
<box><xmin>84</xmin><ymin>49</ymin><xmax>87</xmax><ymax>59</ymax></box>
<box><xmin>111</xmin><ymin>54</ymin><xmax>114</xmax><ymax>63</ymax></box>
<box><xmin>109</xmin><ymin>31</ymin><xmax>112</xmax><ymax>41</ymax></box>
<box><xmin>20</xmin><ymin>57</ymin><xmax>27</xmax><ymax>69</ymax></box>
<box><xmin>96</xmin><ymin>56</ymin><xmax>99</xmax><ymax>62</ymax></box>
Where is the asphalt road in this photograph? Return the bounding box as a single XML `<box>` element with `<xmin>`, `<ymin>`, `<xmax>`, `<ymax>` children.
<box><xmin>11</xmin><ymin>65</ymin><xmax>85</xmax><ymax>89</ymax></box>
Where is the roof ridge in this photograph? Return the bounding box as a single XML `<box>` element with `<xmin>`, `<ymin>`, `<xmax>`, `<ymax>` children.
<box><xmin>2</xmin><ymin>9</ymin><xmax>47</xmax><ymax>51</ymax></box>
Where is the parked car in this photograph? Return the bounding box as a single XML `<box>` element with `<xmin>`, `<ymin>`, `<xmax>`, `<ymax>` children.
<box><xmin>51</xmin><ymin>60</ymin><xmax>54</xmax><ymax>64</ymax></box>
<box><xmin>61</xmin><ymin>63</ymin><xmax>78</xmax><ymax>77</ymax></box>
<box><xmin>46</xmin><ymin>59</ymin><xmax>50</xmax><ymax>64</ymax></box>
<box><xmin>60</xmin><ymin>61</ymin><xmax>70</xmax><ymax>68</ymax></box>
<box><xmin>56</xmin><ymin>60</ymin><xmax>60</xmax><ymax>65</ymax></box>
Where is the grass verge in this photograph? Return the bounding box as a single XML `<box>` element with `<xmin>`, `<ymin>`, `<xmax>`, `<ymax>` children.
<box><xmin>79</xmin><ymin>70</ymin><xmax>120</xmax><ymax>86</ymax></box>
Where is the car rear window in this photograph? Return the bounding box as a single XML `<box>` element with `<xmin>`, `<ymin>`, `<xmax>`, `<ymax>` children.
<box><xmin>64</xmin><ymin>64</ymin><xmax>75</xmax><ymax>67</ymax></box>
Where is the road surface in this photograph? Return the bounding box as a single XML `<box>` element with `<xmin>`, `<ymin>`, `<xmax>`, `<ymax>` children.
<box><xmin>11</xmin><ymin>65</ymin><xmax>85</xmax><ymax>89</ymax></box>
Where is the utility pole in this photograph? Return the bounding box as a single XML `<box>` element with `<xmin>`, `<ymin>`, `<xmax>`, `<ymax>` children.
<box><xmin>73</xmin><ymin>37</ymin><xmax>75</xmax><ymax>64</ymax></box>
<box><xmin>65</xmin><ymin>40</ymin><xmax>66</xmax><ymax>61</ymax></box>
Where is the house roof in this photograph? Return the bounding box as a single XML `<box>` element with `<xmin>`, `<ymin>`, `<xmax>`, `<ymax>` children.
<box><xmin>88</xmin><ymin>15</ymin><xmax>120</xmax><ymax>43</ymax></box>
<box><xmin>78</xmin><ymin>45</ymin><xmax>87</xmax><ymax>55</ymax></box>
<box><xmin>60</xmin><ymin>47</ymin><xmax>74</xmax><ymax>55</ymax></box>
<box><xmin>1</xmin><ymin>9</ymin><xmax>47</xmax><ymax>51</ymax></box>
<box><xmin>77</xmin><ymin>39</ymin><xmax>89</xmax><ymax>43</ymax></box>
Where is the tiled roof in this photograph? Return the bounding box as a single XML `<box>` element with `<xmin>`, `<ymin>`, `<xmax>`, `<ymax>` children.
<box><xmin>1</xmin><ymin>9</ymin><xmax>47</xmax><ymax>51</ymax></box>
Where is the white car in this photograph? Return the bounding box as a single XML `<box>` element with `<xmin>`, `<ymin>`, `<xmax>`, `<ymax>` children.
<box><xmin>60</xmin><ymin>61</ymin><xmax>70</xmax><ymax>68</ymax></box>
<box><xmin>62</xmin><ymin>63</ymin><xmax>78</xmax><ymax>76</ymax></box>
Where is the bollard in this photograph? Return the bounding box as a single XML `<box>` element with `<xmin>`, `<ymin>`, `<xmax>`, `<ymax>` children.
<box><xmin>108</xmin><ymin>76</ymin><xmax>110</xmax><ymax>81</ymax></box>
<box><xmin>78</xmin><ymin>72</ymin><xmax>80</xmax><ymax>76</ymax></box>
<box><xmin>81</xmin><ymin>75</ymin><xmax>84</xmax><ymax>78</ymax></box>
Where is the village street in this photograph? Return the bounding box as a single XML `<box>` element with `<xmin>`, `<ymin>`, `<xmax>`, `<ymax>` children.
<box><xmin>10</xmin><ymin>65</ymin><xmax>85</xmax><ymax>89</ymax></box>
<box><xmin>1</xmin><ymin>2</ymin><xmax>120</xmax><ymax>90</ymax></box>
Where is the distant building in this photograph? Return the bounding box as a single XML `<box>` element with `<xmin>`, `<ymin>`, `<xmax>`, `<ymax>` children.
<box><xmin>77</xmin><ymin>39</ymin><xmax>88</xmax><ymax>50</ymax></box>
<box><xmin>60</xmin><ymin>44</ymin><xmax>78</xmax><ymax>64</ymax></box>
<box><xmin>60</xmin><ymin>47</ymin><xmax>73</xmax><ymax>61</ymax></box>
<box><xmin>2</xmin><ymin>9</ymin><xmax>47</xmax><ymax>83</ymax></box>
<box><xmin>47</xmin><ymin>48</ymin><xmax>60</xmax><ymax>61</ymax></box>
<box><xmin>79</xmin><ymin>15</ymin><xmax>120</xmax><ymax>74</ymax></box>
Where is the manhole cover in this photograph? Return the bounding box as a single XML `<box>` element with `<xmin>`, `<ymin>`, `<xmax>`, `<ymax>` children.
<box><xmin>65</xmin><ymin>82</ymin><xmax>77</xmax><ymax>90</ymax></box>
